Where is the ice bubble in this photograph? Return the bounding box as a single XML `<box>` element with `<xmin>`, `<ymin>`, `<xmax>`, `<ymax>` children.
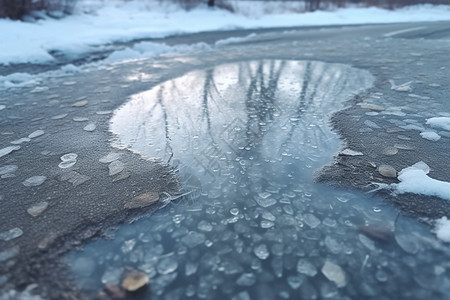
<box><xmin>303</xmin><ymin>213</ymin><xmax>321</xmax><ymax>228</ymax></box>
<box><xmin>157</xmin><ymin>258</ymin><xmax>178</xmax><ymax>275</ymax></box>
<box><xmin>22</xmin><ymin>176</ymin><xmax>47</xmax><ymax>187</ymax></box>
<box><xmin>255</xmin><ymin>196</ymin><xmax>277</xmax><ymax>208</ymax></box>
<box><xmin>324</xmin><ymin>236</ymin><xmax>342</xmax><ymax>254</ymax></box>
<box><xmin>236</xmin><ymin>273</ymin><xmax>256</xmax><ymax>286</ymax></box>
<box><xmin>261</xmin><ymin>220</ymin><xmax>274</xmax><ymax>229</ymax></box>
<box><xmin>321</xmin><ymin>260</ymin><xmax>347</xmax><ymax>288</ymax></box>
<box><xmin>287</xmin><ymin>275</ymin><xmax>304</xmax><ymax>289</ymax></box>
<box><xmin>197</xmin><ymin>220</ymin><xmax>213</xmax><ymax>232</ymax></box>
<box><xmin>185</xmin><ymin>262</ymin><xmax>199</xmax><ymax>276</ymax></box>
<box><xmin>253</xmin><ymin>244</ymin><xmax>270</xmax><ymax>260</ymax></box>
<box><xmin>181</xmin><ymin>231</ymin><xmax>205</xmax><ymax>248</ymax></box>
<box><xmin>231</xmin><ymin>291</ymin><xmax>251</xmax><ymax>300</ymax></box>
<box><xmin>0</xmin><ymin>146</ymin><xmax>20</xmax><ymax>158</ymax></box>
<box><xmin>297</xmin><ymin>259</ymin><xmax>317</xmax><ymax>277</ymax></box>
<box><xmin>0</xmin><ymin>227</ymin><xmax>23</xmax><ymax>241</ymax></box>
<box><xmin>230</xmin><ymin>208</ymin><xmax>240</xmax><ymax>215</ymax></box>
<box><xmin>28</xmin><ymin>130</ymin><xmax>45</xmax><ymax>138</ymax></box>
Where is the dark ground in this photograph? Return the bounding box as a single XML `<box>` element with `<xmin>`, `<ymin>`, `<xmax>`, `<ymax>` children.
<box><xmin>0</xmin><ymin>21</ymin><xmax>449</xmax><ymax>298</ymax></box>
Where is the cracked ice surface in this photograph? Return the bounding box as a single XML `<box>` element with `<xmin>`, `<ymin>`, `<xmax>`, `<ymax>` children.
<box><xmin>67</xmin><ymin>60</ymin><xmax>450</xmax><ymax>299</ymax></box>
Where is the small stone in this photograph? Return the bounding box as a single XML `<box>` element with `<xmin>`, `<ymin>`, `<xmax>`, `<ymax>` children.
<box><xmin>297</xmin><ymin>259</ymin><xmax>317</xmax><ymax>277</ymax></box>
<box><xmin>109</xmin><ymin>160</ymin><xmax>125</xmax><ymax>176</ymax></box>
<box><xmin>28</xmin><ymin>130</ymin><xmax>45</xmax><ymax>138</ymax></box>
<box><xmin>124</xmin><ymin>192</ymin><xmax>160</xmax><ymax>209</ymax></box>
<box><xmin>378</xmin><ymin>165</ymin><xmax>397</xmax><ymax>178</ymax></box>
<box><xmin>381</xmin><ymin>147</ymin><xmax>398</xmax><ymax>156</ymax></box>
<box><xmin>340</xmin><ymin>149</ymin><xmax>363</xmax><ymax>156</ymax></box>
<box><xmin>51</xmin><ymin>113</ymin><xmax>68</xmax><ymax>120</ymax></box>
<box><xmin>10</xmin><ymin>138</ymin><xmax>31</xmax><ymax>145</ymax></box>
<box><xmin>0</xmin><ymin>228</ymin><xmax>23</xmax><ymax>241</ymax></box>
<box><xmin>27</xmin><ymin>202</ymin><xmax>49</xmax><ymax>217</ymax></box>
<box><xmin>22</xmin><ymin>176</ymin><xmax>47</xmax><ymax>187</ymax></box>
<box><xmin>61</xmin><ymin>153</ymin><xmax>78</xmax><ymax>161</ymax></box>
<box><xmin>0</xmin><ymin>165</ymin><xmax>18</xmax><ymax>175</ymax></box>
<box><xmin>321</xmin><ymin>260</ymin><xmax>347</xmax><ymax>288</ymax></box>
<box><xmin>73</xmin><ymin>117</ymin><xmax>89</xmax><ymax>122</ymax></box>
<box><xmin>72</xmin><ymin>100</ymin><xmax>88</xmax><ymax>107</ymax></box>
<box><xmin>83</xmin><ymin>123</ymin><xmax>96</xmax><ymax>132</ymax></box>
<box><xmin>38</xmin><ymin>232</ymin><xmax>57</xmax><ymax>249</ymax></box>
<box><xmin>121</xmin><ymin>269</ymin><xmax>149</xmax><ymax>292</ymax></box>
<box><xmin>113</xmin><ymin>171</ymin><xmax>131</xmax><ymax>182</ymax></box>
<box><xmin>0</xmin><ymin>146</ymin><xmax>20</xmax><ymax>158</ymax></box>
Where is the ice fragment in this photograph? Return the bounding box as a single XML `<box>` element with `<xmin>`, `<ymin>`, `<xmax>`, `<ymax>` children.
<box><xmin>0</xmin><ymin>146</ymin><xmax>20</xmax><ymax>158</ymax></box>
<box><xmin>0</xmin><ymin>228</ymin><xmax>23</xmax><ymax>241</ymax></box>
<box><xmin>321</xmin><ymin>260</ymin><xmax>347</xmax><ymax>288</ymax></box>
<box><xmin>297</xmin><ymin>259</ymin><xmax>317</xmax><ymax>277</ymax></box>
<box><xmin>28</xmin><ymin>130</ymin><xmax>44</xmax><ymax>138</ymax></box>
<box><xmin>22</xmin><ymin>176</ymin><xmax>46</xmax><ymax>187</ymax></box>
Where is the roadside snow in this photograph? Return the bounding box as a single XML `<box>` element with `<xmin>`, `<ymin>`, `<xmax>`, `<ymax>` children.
<box><xmin>434</xmin><ymin>216</ymin><xmax>450</xmax><ymax>242</ymax></box>
<box><xmin>0</xmin><ymin>1</ymin><xmax>449</xmax><ymax>66</ymax></box>
<box><xmin>392</xmin><ymin>162</ymin><xmax>450</xmax><ymax>201</ymax></box>
<box><xmin>420</xmin><ymin>131</ymin><xmax>441</xmax><ymax>141</ymax></box>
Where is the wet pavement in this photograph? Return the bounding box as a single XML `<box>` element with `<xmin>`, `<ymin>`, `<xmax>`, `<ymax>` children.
<box><xmin>0</xmin><ymin>21</ymin><xmax>449</xmax><ymax>299</ymax></box>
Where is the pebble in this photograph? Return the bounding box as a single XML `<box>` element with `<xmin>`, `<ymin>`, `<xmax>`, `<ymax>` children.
<box><xmin>28</xmin><ymin>130</ymin><xmax>45</xmax><ymax>138</ymax></box>
<box><xmin>124</xmin><ymin>192</ymin><xmax>160</xmax><ymax>209</ymax></box>
<box><xmin>22</xmin><ymin>176</ymin><xmax>47</xmax><ymax>187</ymax></box>
<box><xmin>0</xmin><ymin>146</ymin><xmax>20</xmax><ymax>158</ymax></box>
<box><xmin>0</xmin><ymin>228</ymin><xmax>23</xmax><ymax>241</ymax></box>
<box><xmin>27</xmin><ymin>202</ymin><xmax>49</xmax><ymax>217</ymax></box>
<box><xmin>378</xmin><ymin>165</ymin><xmax>397</xmax><ymax>178</ymax></box>
<box><xmin>83</xmin><ymin>123</ymin><xmax>96</xmax><ymax>132</ymax></box>
<box><xmin>381</xmin><ymin>146</ymin><xmax>398</xmax><ymax>156</ymax></box>
<box><xmin>10</xmin><ymin>138</ymin><xmax>31</xmax><ymax>145</ymax></box>
<box><xmin>340</xmin><ymin>149</ymin><xmax>363</xmax><ymax>156</ymax></box>
<box><xmin>99</xmin><ymin>152</ymin><xmax>121</xmax><ymax>163</ymax></box>
<box><xmin>109</xmin><ymin>160</ymin><xmax>125</xmax><ymax>176</ymax></box>
<box><xmin>121</xmin><ymin>270</ymin><xmax>149</xmax><ymax>292</ymax></box>
<box><xmin>72</xmin><ymin>100</ymin><xmax>88</xmax><ymax>107</ymax></box>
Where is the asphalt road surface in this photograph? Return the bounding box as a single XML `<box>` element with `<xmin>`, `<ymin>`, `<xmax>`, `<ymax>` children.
<box><xmin>0</xmin><ymin>21</ymin><xmax>449</xmax><ymax>299</ymax></box>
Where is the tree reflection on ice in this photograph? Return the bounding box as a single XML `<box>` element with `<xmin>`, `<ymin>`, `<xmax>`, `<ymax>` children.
<box><xmin>67</xmin><ymin>60</ymin><xmax>450</xmax><ymax>299</ymax></box>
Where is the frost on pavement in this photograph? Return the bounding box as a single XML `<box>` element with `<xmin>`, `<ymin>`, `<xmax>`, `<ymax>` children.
<box><xmin>434</xmin><ymin>217</ymin><xmax>450</xmax><ymax>242</ymax></box>
<box><xmin>392</xmin><ymin>162</ymin><xmax>450</xmax><ymax>201</ymax></box>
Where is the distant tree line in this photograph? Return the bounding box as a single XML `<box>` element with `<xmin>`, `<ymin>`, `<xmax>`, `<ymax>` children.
<box><xmin>1</xmin><ymin>0</ymin><xmax>449</xmax><ymax>19</ymax></box>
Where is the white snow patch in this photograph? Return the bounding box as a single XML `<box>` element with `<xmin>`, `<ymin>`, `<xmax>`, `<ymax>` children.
<box><xmin>215</xmin><ymin>33</ymin><xmax>257</xmax><ymax>47</ymax></box>
<box><xmin>426</xmin><ymin>117</ymin><xmax>450</xmax><ymax>131</ymax></box>
<box><xmin>392</xmin><ymin>162</ymin><xmax>450</xmax><ymax>201</ymax></box>
<box><xmin>420</xmin><ymin>131</ymin><xmax>441</xmax><ymax>141</ymax></box>
<box><xmin>0</xmin><ymin>2</ymin><xmax>449</xmax><ymax>66</ymax></box>
<box><xmin>434</xmin><ymin>217</ymin><xmax>450</xmax><ymax>242</ymax></box>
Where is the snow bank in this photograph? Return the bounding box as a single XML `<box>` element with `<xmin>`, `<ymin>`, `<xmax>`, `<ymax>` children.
<box><xmin>393</xmin><ymin>162</ymin><xmax>450</xmax><ymax>201</ymax></box>
<box><xmin>0</xmin><ymin>1</ymin><xmax>449</xmax><ymax>65</ymax></box>
<box><xmin>434</xmin><ymin>216</ymin><xmax>450</xmax><ymax>242</ymax></box>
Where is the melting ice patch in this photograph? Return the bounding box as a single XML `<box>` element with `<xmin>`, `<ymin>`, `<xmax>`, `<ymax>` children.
<box><xmin>392</xmin><ymin>162</ymin><xmax>450</xmax><ymax>201</ymax></box>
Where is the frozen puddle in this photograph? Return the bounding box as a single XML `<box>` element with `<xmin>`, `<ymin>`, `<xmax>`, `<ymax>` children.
<box><xmin>66</xmin><ymin>61</ymin><xmax>450</xmax><ymax>299</ymax></box>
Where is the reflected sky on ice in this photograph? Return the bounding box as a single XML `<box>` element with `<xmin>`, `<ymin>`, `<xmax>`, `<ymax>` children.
<box><xmin>67</xmin><ymin>60</ymin><xmax>450</xmax><ymax>299</ymax></box>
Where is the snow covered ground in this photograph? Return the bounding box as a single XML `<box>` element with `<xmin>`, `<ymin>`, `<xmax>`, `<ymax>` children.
<box><xmin>0</xmin><ymin>1</ymin><xmax>449</xmax><ymax>66</ymax></box>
